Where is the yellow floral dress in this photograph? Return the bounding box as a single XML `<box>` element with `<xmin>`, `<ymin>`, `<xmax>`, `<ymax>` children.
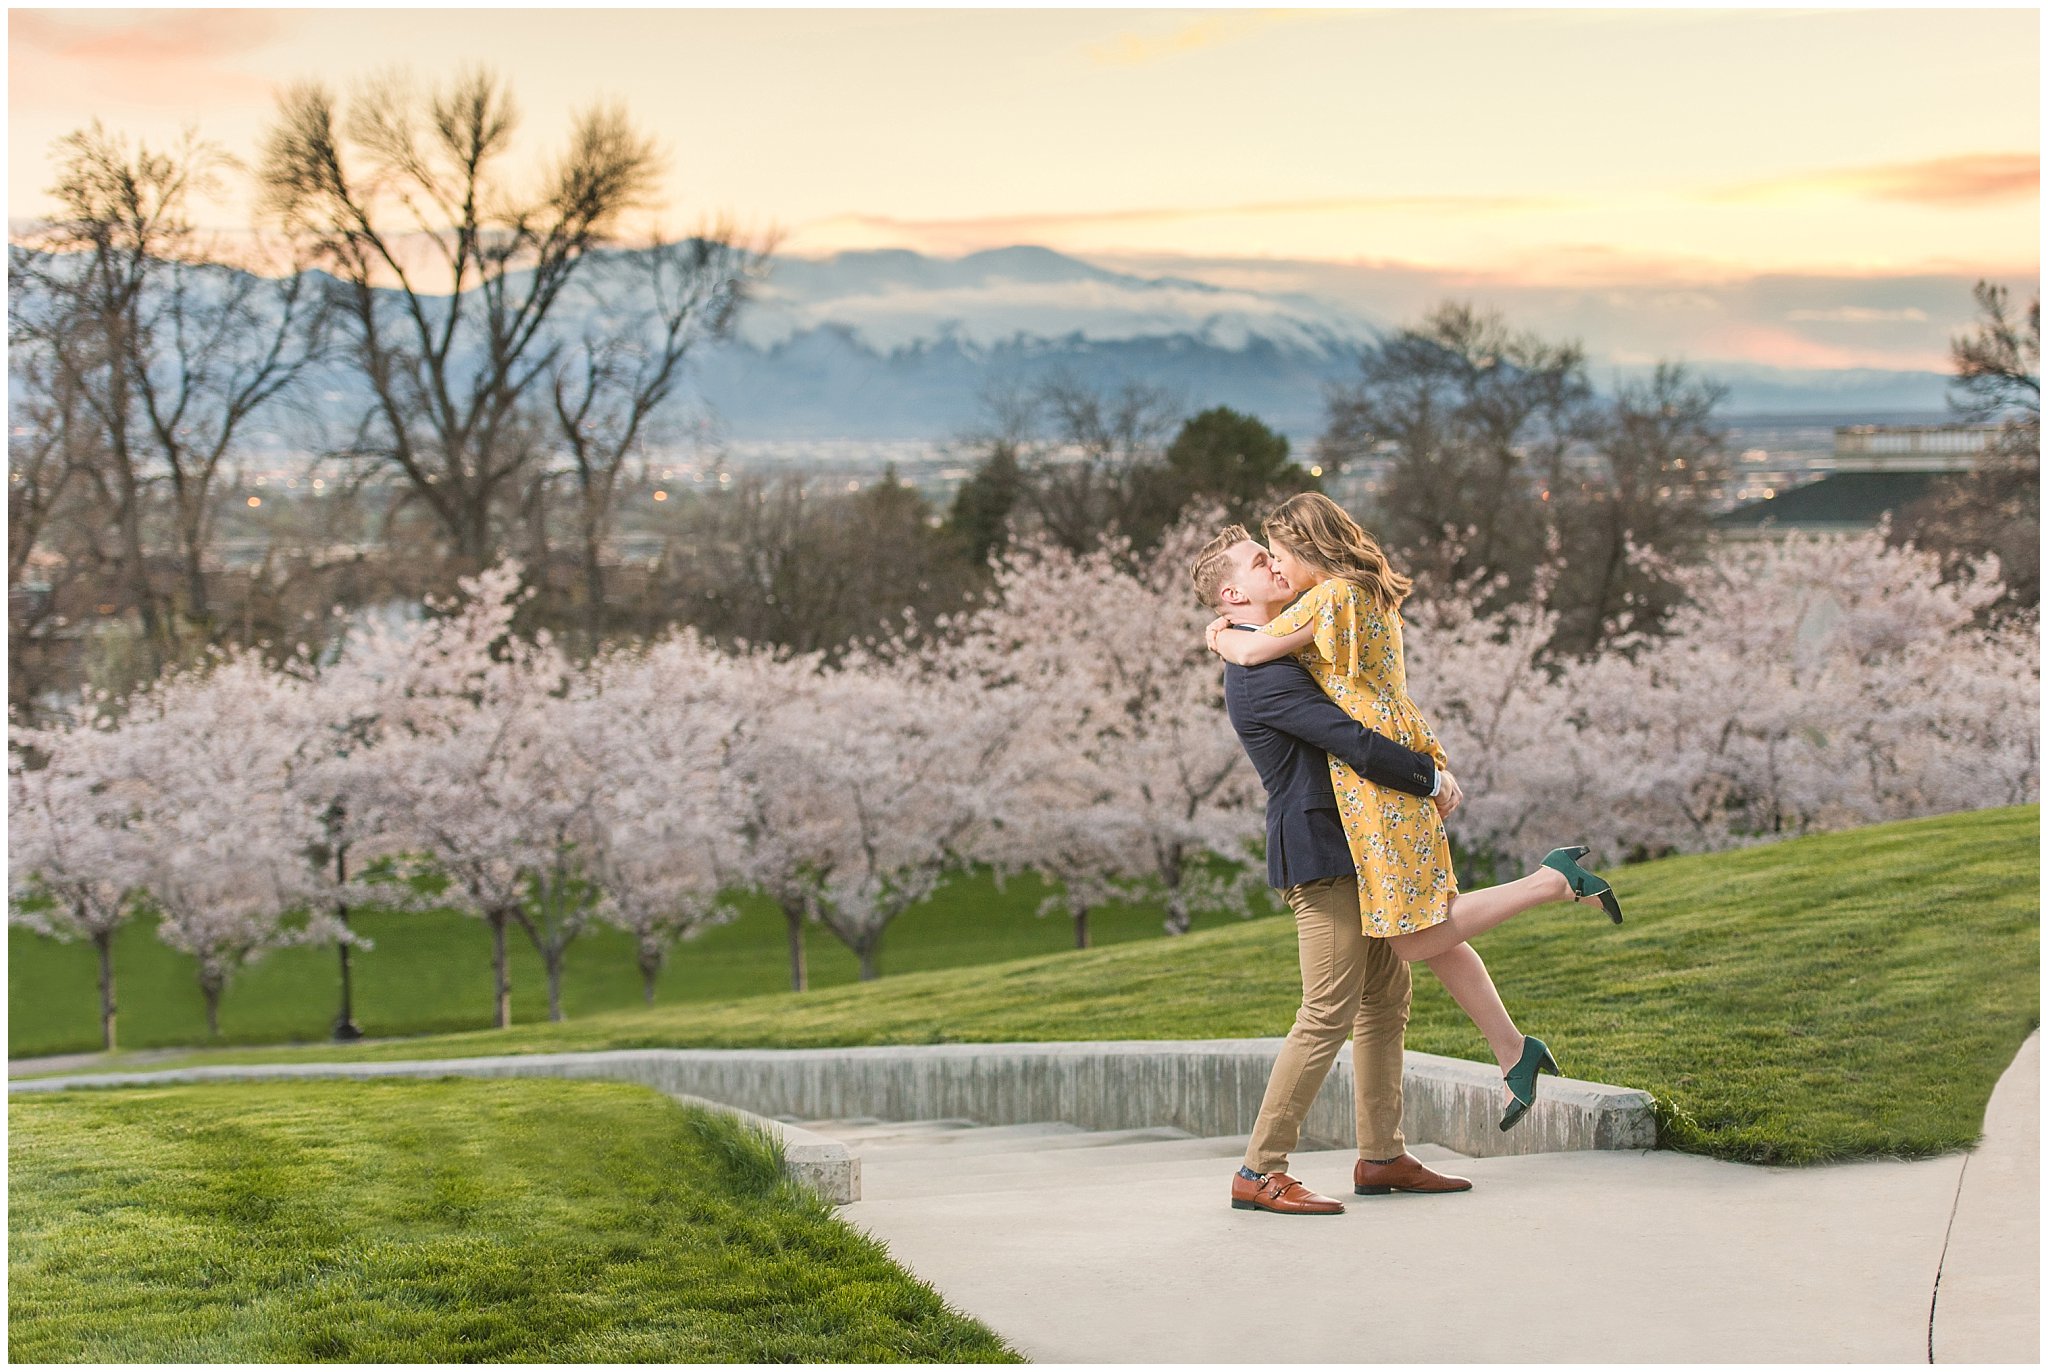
<box><xmin>1263</xmin><ymin>577</ymin><xmax>1456</xmax><ymax>936</ymax></box>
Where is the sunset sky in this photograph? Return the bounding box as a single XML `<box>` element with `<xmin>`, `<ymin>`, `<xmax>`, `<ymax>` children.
<box><xmin>8</xmin><ymin>7</ymin><xmax>2039</xmax><ymax>371</ymax></box>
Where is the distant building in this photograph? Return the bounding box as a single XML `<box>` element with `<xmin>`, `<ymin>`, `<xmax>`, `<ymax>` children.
<box><xmin>1714</xmin><ymin>422</ymin><xmax>2002</xmax><ymax>540</ymax></box>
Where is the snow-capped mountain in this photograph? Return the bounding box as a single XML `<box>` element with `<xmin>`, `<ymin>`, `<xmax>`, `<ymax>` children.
<box><xmin>11</xmin><ymin>241</ymin><xmax>1956</xmax><ymax>450</ymax></box>
<box><xmin>662</xmin><ymin>244</ymin><xmax>1391</xmax><ymax>441</ymax></box>
<box><xmin>732</xmin><ymin>244</ymin><xmax>1383</xmax><ymax>356</ymax></box>
<box><xmin>678</xmin><ymin>245</ymin><xmax>1950</xmax><ymax>441</ymax></box>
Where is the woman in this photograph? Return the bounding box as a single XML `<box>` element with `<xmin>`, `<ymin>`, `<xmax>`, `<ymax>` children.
<box><xmin>1206</xmin><ymin>492</ymin><xmax>1622</xmax><ymax>1130</ymax></box>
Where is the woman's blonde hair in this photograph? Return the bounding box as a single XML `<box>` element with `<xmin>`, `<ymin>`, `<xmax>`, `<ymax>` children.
<box><xmin>1262</xmin><ymin>492</ymin><xmax>1412</xmax><ymax>613</ymax></box>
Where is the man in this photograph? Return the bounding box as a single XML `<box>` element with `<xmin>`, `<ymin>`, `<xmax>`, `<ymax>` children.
<box><xmin>1189</xmin><ymin>524</ymin><xmax>1473</xmax><ymax>1216</ymax></box>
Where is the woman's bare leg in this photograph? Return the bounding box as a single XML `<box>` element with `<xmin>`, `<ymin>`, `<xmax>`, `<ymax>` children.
<box><xmin>1421</xmin><ymin>943</ymin><xmax>1522</xmax><ymax>1070</ymax></box>
<box><xmin>1387</xmin><ymin>866</ymin><xmax>1577</xmax><ymax>963</ymax></box>
<box><xmin>1381</xmin><ymin>865</ymin><xmax>1596</xmax><ymax>1079</ymax></box>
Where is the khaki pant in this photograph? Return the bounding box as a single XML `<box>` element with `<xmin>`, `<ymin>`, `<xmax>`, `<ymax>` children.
<box><xmin>1244</xmin><ymin>874</ymin><xmax>1411</xmax><ymax>1174</ymax></box>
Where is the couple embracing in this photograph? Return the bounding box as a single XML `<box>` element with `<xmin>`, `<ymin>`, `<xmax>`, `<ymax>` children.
<box><xmin>1188</xmin><ymin>493</ymin><xmax>1624</xmax><ymax>1216</ymax></box>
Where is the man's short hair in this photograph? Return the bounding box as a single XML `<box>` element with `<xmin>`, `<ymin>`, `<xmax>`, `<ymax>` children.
<box><xmin>1189</xmin><ymin>524</ymin><xmax>1253</xmax><ymax>610</ymax></box>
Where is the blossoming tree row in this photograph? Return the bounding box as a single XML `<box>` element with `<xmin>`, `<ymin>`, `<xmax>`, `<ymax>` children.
<box><xmin>11</xmin><ymin>523</ymin><xmax>2036</xmax><ymax>1049</ymax></box>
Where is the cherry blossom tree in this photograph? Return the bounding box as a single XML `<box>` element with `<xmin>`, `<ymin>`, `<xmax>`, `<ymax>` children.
<box><xmin>984</xmin><ymin>788</ymin><xmax>1153</xmax><ymax>950</ymax></box>
<box><xmin>1406</xmin><ymin>528</ymin><xmax>2038</xmax><ymax>866</ymax></box>
<box><xmin>368</xmin><ymin>615</ymin><xmax>595</xmax><ymax>1026</ymax></box>
<box><xmin>111</xmin><ymin>653</ymin><xmax>349</xmax><ymax>1036</ymax></box>
<box><xmin>318</xmin><ymin>558</ymin><xmax>628</xmax><ymax>1025</ymax></box>
<box><xmin>574</xmin><ymin>631</ymin><xmax>747</xmax><ymax>1002</ymax></box>
<box><xmin>1402</xmin><ymin>556</ymin><xmax>1588</xmax><ymax>866</ymax></box>
<box><xmin>9</xmin><ymin>700</ymin><xmax>152</xmax><ymax>1050</ymax></box>
<box><xmin>941</xmin><ymin>524</ymin><xmax>1268</xmax><ymax>937</ymax></box>
<box><xmin>804</xmin><ymin>664</ymin><xmax>1007</xmax><ymax>979</ymax></box>
<box><xmin>275</xmin><ymin>638</ymin><xmax>423</xmax><ymax>1041</ymax></box>
<box><xmin>721</xmin><ymin>654</ymin><xmax>1001</xmax><ymax>982</ymax></box>
<box><xmin>701</xmin><ymin>647</ymin><xmax>830</xmax><ymax>990</ymax></box>
<box><xmin>1608</xmin><ymin>528</ymin><xmax>2032</xmax><ymax>845</ymax></box>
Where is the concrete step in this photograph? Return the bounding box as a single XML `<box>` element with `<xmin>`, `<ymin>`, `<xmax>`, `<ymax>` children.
<box><xmin>819</xmin><ymin>1121</ymin><xmax>1091</xmax><ymax>1150</ymax></box>
<box><xmin>784</xmin><ymin>1116</ymin><xmax>982</xmax><ymax>1143</ymax></box>
<box><xmin>843</xmin><ymin>1124</ymin><xmax>1196</xmax><ymax>1159</ymax></box>
<box><xmin>854</xmin><ymin>1133</ymin><xmax>1250</xmax><ymax>1183</ymax></box>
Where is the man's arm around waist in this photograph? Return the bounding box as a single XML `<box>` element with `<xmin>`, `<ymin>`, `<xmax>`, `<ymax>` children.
<box><xmin>1233</xmin><ymin>658</ymin><xmax>1438</xmax><ymax>798</ymax></box>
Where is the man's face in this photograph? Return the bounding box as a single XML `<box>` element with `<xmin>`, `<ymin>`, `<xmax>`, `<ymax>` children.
<box><xmin>1221</xmin><ymin>539</ymin><xmax>1289</xmax><ymax>610</ymax></box>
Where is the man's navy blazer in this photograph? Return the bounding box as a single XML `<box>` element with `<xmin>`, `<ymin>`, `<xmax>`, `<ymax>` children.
<box><xmin>1221</xmin><ymin>634</ymin><xmax>1438</xmax><ymax>891</ymax></box>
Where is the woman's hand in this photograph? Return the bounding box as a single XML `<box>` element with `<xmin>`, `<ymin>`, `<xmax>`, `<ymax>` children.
<box><xmin>1432</xmin><ymin>769</ymin><xmax>1463</xmax><ymax>819</ymax></box>
<box><xmin>1204</xmin><ymin>615</ymin><xmax>1232</xmax><ymax>656</ymax></box>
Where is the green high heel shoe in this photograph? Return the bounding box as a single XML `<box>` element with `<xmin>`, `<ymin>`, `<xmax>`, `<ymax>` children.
<box><xmin>1499</xmin><ymin>1034</ymin><xmax>1562</xmax><ymax>1132</ymax></box>
<box><xmin>1541</xmin><ymin>845</ymin><xmax>1622</xmax><ymax>924</ymax></box>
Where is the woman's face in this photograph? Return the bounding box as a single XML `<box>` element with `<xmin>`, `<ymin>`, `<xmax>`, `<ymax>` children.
<box><xmin>1268</xmin><ymin>540</ymin><xmax>1313</xmax><ymax>593</ymax></box>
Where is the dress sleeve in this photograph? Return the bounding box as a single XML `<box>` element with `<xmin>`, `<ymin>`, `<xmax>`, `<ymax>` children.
<box><xmin>1260</xmin><ymin>579</ymin><xmax>1361</xmax><ymax>679</ymax></box>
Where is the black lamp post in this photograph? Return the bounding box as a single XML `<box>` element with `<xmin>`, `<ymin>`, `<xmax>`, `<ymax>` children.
<box><xmin>328</xmin><ymin>810</ymin><xmax>362</xmax><ymax>1042</ymax></box>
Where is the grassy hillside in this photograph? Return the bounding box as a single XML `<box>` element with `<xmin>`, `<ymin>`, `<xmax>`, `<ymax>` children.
<box><xmin>10</xmin><ymin>867</ymin><xmax>1252</xmax><ymax>1057</ymax></box>
<box><xmin>18</xmin><ymin>808</ymin><xmax>2039</xmax><ymax>1164</ymax></box>
<box><xmin>9</xmin><ymin>1079</ymin><xmax>1019</xmax><ymax>1363</ymax></box>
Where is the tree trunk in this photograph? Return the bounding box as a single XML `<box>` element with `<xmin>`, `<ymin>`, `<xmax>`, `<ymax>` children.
<box><xmin>1163</xmin><ymin>895</ymin><xmax>1190</xmax><ymax>936</ymax></box>
<box><xmin>524</xmin><ymin>476</ymin><xmax>551</xmax><ymax>585</ymax></box>
<box><xmin>200</xmin><ymin>972</ymin><xmax>223</xmax><ymax>1037</ymax></box>
<box><xmin>545</xmin><ymin>954</ymin><xmax>566</xmax><ymax>1023</ymax></box>
<box><xmin>640</xmin><ymin>952</ymin><xmax>660</xmax><ymax>1006</ymax></box>
<box><xmin>115</xmin><ymin>488</ymin><xmax>165</xmax><ymax>674</ymax></box>
<box><xmin>455</xmin><ymin>493</ymin><xmax>494</xmax><ymax>577</ymax></box>
<box><xmin>490</xmin><ymin>907</ymin><xmax>512</xmax><ymax>1028</ymax></box>
<box><xmin>784</xmin><ymin>900</ymin><xmax>808</xmax><ymax>992</ymax></box>
<box><xmin>93</xmin><ymin>929</ymin><xmax>116</xmax><ymax>1053</ymax></box>
<box><xmin>1072</xmin><ymin>906</ymin><xmax>1091</xmax><ymax>950</ymax></box>
<box><xmin>1162</xmin><ymin>850</ymin><xmax>1191</xmax><ymax>935</ymax></box>
<box><xmin>856</xmin><ymin>933</ymin><xmax>881</xmax><ymax>982</ymax></box>
<box><xmin>579</xmin><ymin>502</ymin><xmax>607</xmax><ymax>624</ymax></box>
<box><xmin>180</xmin><ymin>534</ymin><xmax>210</xmax><ymax>629</ymax></box>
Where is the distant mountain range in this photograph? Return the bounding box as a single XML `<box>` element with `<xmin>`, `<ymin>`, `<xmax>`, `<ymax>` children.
<box><xmin>676</xmin><ymin>244</ymin><xmax>1954</xmax><ymax>442</ymax></box>
<box><xmin>14</xmin><ymin>242</ymin><xmax>1958</xmax><ymax>450</ymax></box>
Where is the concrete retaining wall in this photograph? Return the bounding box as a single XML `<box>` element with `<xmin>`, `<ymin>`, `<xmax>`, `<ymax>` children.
<box><xmin>8</xmin><ymin>1039</ymin><xmax>1657</xmax><ymax>1161</ymax></box>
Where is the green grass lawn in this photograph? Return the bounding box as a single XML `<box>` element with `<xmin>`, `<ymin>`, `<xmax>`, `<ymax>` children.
<box><xmin>39</xmin><ymin>807</ymin><xmax>2038</xmax><ymax>1166</ymax></box>
<box><xmin>8</xmin><ymin>1078</ymin><xmax>1019</xmax><ymax>1363</ymax></box>
<box><xmin>10</xmin><ymin>868</ymin><xmax>1258</xmax><ymax>1057</ymax></box>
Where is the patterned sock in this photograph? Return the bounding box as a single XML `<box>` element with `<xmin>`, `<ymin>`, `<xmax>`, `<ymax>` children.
<box><xmin>1237</xmin><ymin>1165</ymin><xmax>1265</xmax><ymax>1181</ymax></box>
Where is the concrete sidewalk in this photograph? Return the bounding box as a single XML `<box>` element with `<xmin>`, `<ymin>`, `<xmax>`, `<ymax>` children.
<box><xmin>827</xmin><ymin>1033</ymin><xmax>2041</xmax><ymax>1364</ymax></box>
<box><xmin>11</xmin><ymin>1034</ymin><xmax>2034</xmax><ymax>1361</ymax></box>
<box><xmin>1931</xmin><ymin>1030</ymin><xmax>2039</xmax><ymax>1363</ymax></box>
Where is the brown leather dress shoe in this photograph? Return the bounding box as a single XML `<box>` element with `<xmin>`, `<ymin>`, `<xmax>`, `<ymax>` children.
<box><xmin>1353</xmin><ymin>1154</ymin><xmax>1474</xmax><ymax>1195</ymax></box>
<box><xmin>1230</xmin><ymin>1170</ymin><xmax>1345</xmax><ymax>1214</ymax></box>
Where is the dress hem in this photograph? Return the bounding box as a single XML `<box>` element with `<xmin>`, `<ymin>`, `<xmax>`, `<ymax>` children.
<box><xmin>1359</xmin><ymin>886</ymin><xmax>1458</xmax><ymax>940</ymax></box>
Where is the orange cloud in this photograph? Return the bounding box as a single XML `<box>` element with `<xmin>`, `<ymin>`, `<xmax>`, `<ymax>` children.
<box><xmin>1085</xmin><ymin>10</ymin><xmax>1324</xmax><ymax>67</ymax></box>
<box><xmin>1716</xmin><ymin>153</ymin><xmax>2038</xmax><ymax>207</ymax></box>
<box><xmin>815</xmin><ymin>193</ymin><xmax>1569</xmax><ymax>241</ymax></box>
<box><xmin>1704</xmin><ymin>324</ymin><xmax>1948</xmax><ymax>371</ymax></box>
<box><xmin>10</xmin><ymin>10</ymin><xmax>281</xmax><ymax>106</ymax></box>
<box><xmin>13</xmin><ymin>9</ymin><xmax>277</xmax><ymax>63</ymax></box>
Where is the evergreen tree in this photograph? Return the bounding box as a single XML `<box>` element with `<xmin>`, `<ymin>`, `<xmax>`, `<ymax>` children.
<box><xmin>947</xmin><ymin>440</ymin><xmax>1025</xmax><ymax>566</ymax></box>
<box><xmin>1164</xmin><ymin>407</ymin><xmax>1314</xmax><ymax>524</ymax></box>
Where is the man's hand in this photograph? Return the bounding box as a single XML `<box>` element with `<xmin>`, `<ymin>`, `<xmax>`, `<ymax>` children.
<box><xmin>1433</xmin><ymin>769</ymin><xmax>1463</xmax><ymax>819</ymax></box>
<box><xmin>1204</xmin><ymin>614</ymin><xmax>1232</xmax><ymax>656</ymax></box>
